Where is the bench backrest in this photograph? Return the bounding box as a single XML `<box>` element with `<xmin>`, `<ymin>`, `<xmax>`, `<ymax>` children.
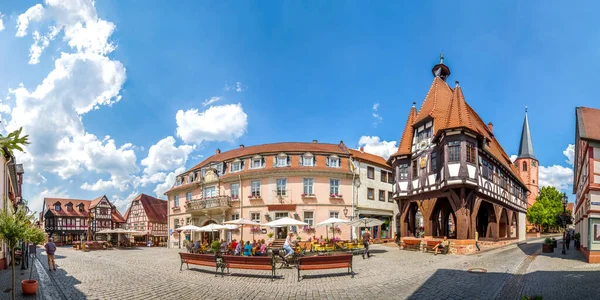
<box><xmin>426</xmin><ymin>240</ymin><xmax>440</xmax><ymax>246</ymax></box>
<box><xmin>404</xmin><ymin>239</ymin><xmax>420</xmax><ymax>245</ymax></box>
<box><xmin>222</xmin><ymin>255</ymin><xmax>273</xmax><ymax>265</ymax></box>
<box><xmin>179</xmin><ymin>252</ymin><xmax>216</xmax><ymax>262</ymax></box>
<box><xmin>298</xmin><ymin>254</ymin><xmax>352</xmax><ymax>266</ymax></box>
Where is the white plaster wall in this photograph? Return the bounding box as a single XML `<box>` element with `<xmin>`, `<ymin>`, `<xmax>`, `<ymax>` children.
<box><xmin>594</xmin><ymin>147</ymin><xmax>600</xmax><ymax>161</ymax></box>
<box><xmin>448</xmin><ymin>164</ymin><xmax>460</xmax><ymax>177</ymax></box>
<box><xmin>356</xmin><ymin>161</ymin><xmax>396</xmax><ymax>213</ymax></box>
<box><xmin>467</xmin><ymin>165</ymin><xmax>476</xmax><ymax>179</ymax></box>
<box><xmin>518</xmin><ymin>212</ymin><xmax>526</xmax><ymax>242</ymax></box>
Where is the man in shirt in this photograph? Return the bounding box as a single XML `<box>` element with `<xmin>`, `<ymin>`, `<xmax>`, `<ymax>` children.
<box><xmin>362</xmin><ymin>229</ymin><xmax>371</xmax><ymax>259</ymax></box>
<box><xmin>45</xmin><ymin>238</ymin><xmax>57</xmax><ymax>271</ymax></box>
<box><xmin>434</xmin><ymin>236</ymin><xmax>450</xmax><ymax>255</ymax></box>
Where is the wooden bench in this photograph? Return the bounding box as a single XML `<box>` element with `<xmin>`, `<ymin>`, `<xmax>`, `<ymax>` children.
<box><xmin>179</xmin><ymin>253</ymin><xmax>223</xmax><ymax>276</ymax></box>
<box><xmin>221</xmin><ymin>255</ymin><xmax>276</xmax><ymax>280</ymax></box>
<box><xmin>423</xmin><ymin>240</ymin><xmax>450</xmax><ymax>254</ymax></box>
<box><xmin>296</xmin><ymin>254</ymin><xmax>353</xmax><ymax>281</ymax></box>
<box><xmin>401</xmin><ymin>239</ymin><xmax>421</xmax><ymax>251</ymax></box>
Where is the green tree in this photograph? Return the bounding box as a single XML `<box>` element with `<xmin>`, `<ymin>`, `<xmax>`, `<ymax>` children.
<box><xmin>527</xmin><ymin>186</ymin><xmax>565</xmax><ymax>232</ymax></box>
<box><xmin>0</xmin><ymin>127</ymin><xmax>29</xmax><ymax>156</ymax></box>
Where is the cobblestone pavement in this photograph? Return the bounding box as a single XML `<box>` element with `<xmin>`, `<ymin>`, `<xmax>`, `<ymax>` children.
<box><xmin>25</xmin><ymin>239</ymin><xmax>600</xmax><ymax>300</ymax></box>
<box><xmin>0</xmin><ymin>254</ymin><xmax>41</xmax><ymax>300</ymax></box>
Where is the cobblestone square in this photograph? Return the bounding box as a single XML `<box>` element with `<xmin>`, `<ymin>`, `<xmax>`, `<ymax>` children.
<box><xmin>1</xmin><ymin>238</ymin><xmax>596</xmax><ymax>300</ymax></box>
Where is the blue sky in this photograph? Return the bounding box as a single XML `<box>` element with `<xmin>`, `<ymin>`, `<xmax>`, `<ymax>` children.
<box><xmin>0</xmin><ymin>1</ymin><xmax>588</xmax><ymax>214</ymax></box>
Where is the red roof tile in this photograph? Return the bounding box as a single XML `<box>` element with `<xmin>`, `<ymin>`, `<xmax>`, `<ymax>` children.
<box><xmin>578</xmin><ymin>107</ymin><xmax>600</xmax><ymax>141</ymax></box>
<box><xmin>413</xmin><ymin>76</ymin><xmax>454</xmax><ymax>125</ymax></box>
<box><xmin>44</xmin><ymin>198</ymin><xmax>90</xmax><ymax>218</ymax></box>
<box><xmin>349</xmin><ymin>149</ymin><xmax>390</xmax><ymax>170</ymax></box>
<box><xmin>391</xmin><ymin>104</ymin><xmax>417</xmax><ymax>158</ymax></box>
<box><xmin>136</xmin><ymin>194</ymin><xmax>168</xmax><ymax>224</ymax></box>
<box><xmin>112</xmin><ymin>209</ymin><xmax>126</xmax><ymax>223</ymax></box>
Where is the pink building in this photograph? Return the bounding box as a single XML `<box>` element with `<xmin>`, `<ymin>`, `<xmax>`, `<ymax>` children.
<box><xmin>166</xmin><ymin>141</ymin><xmax>381</xmax><ymax>247</ymax></box>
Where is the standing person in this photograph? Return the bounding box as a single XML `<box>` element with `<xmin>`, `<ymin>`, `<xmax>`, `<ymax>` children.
<box><xmin>565</xmin><ymin>231</ymin><xmax>571</xmax><ymax>250</ymax></box>
<box><xmin>475</xmin><ymin>231</ymin><xmax>481</xmax><ymax>251</ymax></box>
<box><xmin>45</xmin><ymin>238</ymin><xmax>57</xmax><ymax>271</ymax></box>
<box><xmin>283</xmin><ymin>232</ymin><xmax>294</xmax><ymax>259</ymax></box>
<box><xmin>362</xmin><ymin>229</ymin><xmax>371</xmax><ymax>259</ymax></box>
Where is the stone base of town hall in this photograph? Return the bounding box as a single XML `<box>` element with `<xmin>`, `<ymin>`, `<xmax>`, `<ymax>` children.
<box><xmin>399</xmin><ymin>237</ymin><xmax>521</xmax><ymax>255</ymax></box>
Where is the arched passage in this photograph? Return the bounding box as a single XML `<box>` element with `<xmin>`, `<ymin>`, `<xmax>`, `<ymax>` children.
<box><xmin>511</xmin><ymin>212</ymin><xmax>518</xmax><ymax>238</ymax></box>
<box><xmin>404</xmin><ymin>202</ymin><xmax>423</xmax><ymax>238</ymax></box>
<box><xmin>476</xmin><ymin>201</ymin><xmax>496</xmax><ymax>239</ymax></box>
<box><xmin>431</xmin><ymin>197</ymin><xmax>456</xmax><ymax>238</ymax></box>
<box><xmin>498</xmin><ymin>209</ymin><xmax>509</xmax><ymax>239</ymax></box>
<box><xmin>201</xmin><ymin>219</ymin><xmax>219</xmax><ymax>242</ymax></box>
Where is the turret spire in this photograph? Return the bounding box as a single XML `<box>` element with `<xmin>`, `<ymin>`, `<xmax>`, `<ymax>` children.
<box><xmin>517</xmin><ymin>107</ymin><xmax>536</xmax><ymax>160</ymax></box>
<box><xmin>432</xmin><ymin>52</ymin><xmax>451</xmax><ymax>81</ymax></box>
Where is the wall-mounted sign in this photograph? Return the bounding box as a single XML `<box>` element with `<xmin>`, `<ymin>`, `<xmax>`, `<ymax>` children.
<box><xmin>591</xmin><ymin>202</ymin><xmax>600</xmax><ymax>206</ymax></box>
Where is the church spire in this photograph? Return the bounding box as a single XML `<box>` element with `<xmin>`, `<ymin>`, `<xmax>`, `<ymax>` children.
<box><xmin>517</xmin><ymin>107</ymin><xmax>536</xmax><ymax>160</ymax></box>
<box><xmin>431</xmin><ymin>52</ymin><xmax>451</xmax><ymax>81</ymax></box>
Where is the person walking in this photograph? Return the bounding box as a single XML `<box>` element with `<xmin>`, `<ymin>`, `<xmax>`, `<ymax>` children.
<box><xmin>475</xmin><ymin>231</ymin><xmax>480</xmax><ymax>251</ymax></box>
<box><xmin>565</xmin><ymin>231</ymin><xmax>571</xmax><ymax>250</ymax></box>
<box><xmin>45</xmin><ymin>238</ymin><xmax>57</xmax><ymax>271</ymax></box>
<box><xmin>362</xmin><ymin>229</ymin><xmax>372</xmax><ymax>259</ymax></box>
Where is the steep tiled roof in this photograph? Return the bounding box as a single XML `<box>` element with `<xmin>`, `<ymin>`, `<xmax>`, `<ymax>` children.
<box><xmin>137</xmin><ymin>194</ymin><xmax>168</xmax><ymax>224</ymax></box>
<box><xmin>112</xmin><ymin>210</ymin><xmax>125</xmax><ymax>223</ymax></box>
<box><xmin>577</xmin><ymin>107</ymin><xmax>600</xmax><ymax>141</ymax></box>
<box><xmin>440</xmin><ymin>84</ymin><xmax>477</xmax><ymax>132</ymax></box>
<box><xmin>349</xmin><ymin>149</ymin><xmax>390</xmax><ymax>170</ymax></box>
<box><xmin>413</xmin><ymin>76</ymin><xmax>454</xmax><ymax>125</ymax></box>
<box><xmin>185</xmin><ymin>142</ymin><xmax>350</xmax><ymax>173</ymax></box>
<box><xmin>44</xmin><ymin>198</ymin><xmax>90</xmax><ymax>218</ymax></box>
<box><xmin>390</xmin><ymin>104</ymin><xmax>417</xmax><ymax>158</ymax></box>
<box><xmin>90</xmin><ymin>196</ymin><xmax>105</xmax><ymax>208</ymax></box>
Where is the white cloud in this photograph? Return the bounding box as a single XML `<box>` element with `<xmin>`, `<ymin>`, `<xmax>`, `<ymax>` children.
<box><xmin>30</xmin><ymin>187</ymin><xmax>69</xmax><ymax>215</ymax></box>
<box><xmin>25</xmin><ymin>172</ymin><xmax>47</xmax><ymax>186</ymax></box>
<box><xmin>0</xmin><ymin>13</ymin><xmax>5</xmax><ymax>32</ymax></box>
<box><xmin>563</xmin><ymin>144</ymin><xmax>574</xmax><ymax>166</ymax></box>
<box><xmin>539</xmin><ymin>165</ymin><xmax>573</xmax><ymax>191</ymax></box>
<box><xmin>175</xmin><ymin>103</ymin><xmax>248</xmax><ymax>145</ymax></box>
<box><xmin>141</xmin><ymin>136</ymin><xmax>194</xmax><ymax>174</ymax></box>
<box><xmin>510</xmin><ymin>155</ymin><xmax>517</xmax><ymax>163</ymax></box>
<box><xmin>357</xmin><ymin>136</ymin><xmax>397</xmax><ymax>159</ymax></box>
<box><xmin>16</xmin><ymin>0</ymin><xmax>116</xmax><ymax>64</ymax></box>
<box><xmin>81</xmin><ymin>175</ymin><xmax>128</xmax><ymax>192</ymax></box>
<box><xmin>372</xmin><ymin>103</ymin><xmax>382</xmax><ymax>127</ymax></box>
<box><xmin>111</xmin><ymin>190</ymin><xmax>139</xmax><ymax>215</ymax></box>
<box><xmin>153</xmin><ymin>166</ymin><xmax>185</xmax><ymax>198</ymax></box>
<box><xmin>134</xmin><ymin>172</ymin><xmax>167</xmax><ymax>188</ymax></box>
<box><xmin>202</xmin><ymin>96</ymin><xmax>222</xmax><ymax>107</ymax></box>
<box><xmin>224</xmin><ymin>82</ymin><xmax>245</xmax><ymax>92</ymax></box>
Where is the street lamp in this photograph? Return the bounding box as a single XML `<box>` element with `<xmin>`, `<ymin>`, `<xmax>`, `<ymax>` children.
<box><xmin>561</xmin><ymin>192</ymin><xmax>568</xmax><ymax>255</ymax></box>
<box><xmin>343</xmin><ymin>207</ymin><xmax>349</xmax><ymax>219</ymax></box>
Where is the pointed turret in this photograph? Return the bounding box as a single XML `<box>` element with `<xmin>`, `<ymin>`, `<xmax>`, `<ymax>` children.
<box><xmin>517</xmin><ymin>107</ymin><xmax>536</xmax><ymax>160</ymax></box>
<box><xmin>389</xmin><ymin>102</ymin><xmax>417</xmax><ymax>160</ymax></box>
<box><xmin>431</xmin><ymin>52</ymin><xmax>451</xmax><ymax>81</ymax></box>
<box><xmin>441</xmin><ymin>81</ymin><xmax>476</xmax><ymax>132</ymax></box>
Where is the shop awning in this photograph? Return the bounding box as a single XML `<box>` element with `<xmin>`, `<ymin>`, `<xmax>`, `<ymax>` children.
<box><xmin>356</xmin><ymin>209</ymin><xmax>394</xmax><ymax>217</ymax></box>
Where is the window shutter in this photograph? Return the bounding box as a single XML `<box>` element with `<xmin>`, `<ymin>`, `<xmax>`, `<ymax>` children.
<box><xmin>313</xmin><ymin>156</ymin><xmax>316</xmax><ymax>166</ymax></box>
<box><xmin>326</xmin><ymin>157</ymin><xmax>330</xmax><ymax>167</ymax></box>
<box><xmin>287</xmin><ymin>156</ymin><xmax>291</xmax><ymax>166</ymax></box>
<box><xmin>273</xmin><ymin>156</ymin><xmax>277</xmax><ymax>166</ymax></box>
<box><xmin>262</xmin><ymin>157</ymin><xmax>265</xmax><ymax>167</ymax></box>
<box><xmin>299</xmin><ymin>155</ymin><xmax>303</xmax><ymax>166</ymax></box>
<box><xmin>241</xmin><ymin>160</ymin><xmax>245</xmax><ymax>170</ymax></box>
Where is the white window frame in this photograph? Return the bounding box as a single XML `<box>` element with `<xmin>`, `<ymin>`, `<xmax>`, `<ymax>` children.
<box><xmin>250</xmin><ymin>155</ymin><xmax>264</xmax><ymax>169</ymax></box>
<box><xmin>204</xmin><ymin>186</ymin><xmax>216</xmax><ymax>197</ymax></box>
<box><xmin>174</xmin><ymin>195</ymin><xmax>180</xmax><ymax>207</ymax></box>
<box><xmin>230</xmin><ymin>160</ymin><xmax>242</xmax><ymax>173</ymax></box>
<box><xmin>216</xmin><ymin>164</ymin><xmax>223</xmax><ymax>175</ymax></box>
<box><xmin>330</xmin><ymin>179</ymin><xmax>340</xmax><ymax>195</ymax></box>
<box><xmin>276</xmin><ymin>178</ymin><xmax>287</xmax><ymax>196</ymax></box>
<box><xmin>275</xmin><ymin>153</ymin><xmax>289</xmax><ymax>167</ymax></box>
<box><xmin>303</xmin><ymin>178</ymin><xmax>314</xmax><ymax>195</ymax></box>
<box><xmin>303</xmin><ymin>211</ymin><xmax>314</xmax><ymax>226</ymax></box>
<box><xmin>250</xmin><ymin>212</ymin><xmax>261</xmax><ymax>223</ymax></box>
<box><xmin>231</xmin><ymin>183</ymin><xmax>240</xmax><ymax>199</ymax></box>
<box><xmin>186</xmin><ymin>192</ymin><xmax>192</xmax><ymax>201</ymax></box>
<box><xmin>329</xmin><ymin>211</ymin><xmax>339</xmax><ymax>219</ymax></box>
<box><xmin>251</xmin><ymin>180</ymin><xmax>261</xmax><ymax>197</ymax></box>
<box><xmin>301</xmin><ymin>153</ymin><xmax>314</xmax><ymax>166</ymax></box>
<box><xmin>327</xmin><ymin>155</ymin><xmax>340</xmax><ymax>168</ymax></box>
<box><xmin>231</xmin><ymin>213</ymin><xmax>240</xmax><ymax>221</ymax></box>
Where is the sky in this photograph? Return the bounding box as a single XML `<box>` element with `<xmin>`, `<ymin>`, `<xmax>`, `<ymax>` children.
<box><xmin>0</xmin><ymin>0</ymin><xmax>591</xmax><ymax>216</ymax></box>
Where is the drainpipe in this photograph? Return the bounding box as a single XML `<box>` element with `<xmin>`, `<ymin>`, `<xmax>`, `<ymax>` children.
<box><xmin>239</xmin><ymin>174</ymin><xmax>243</xmax><ymax>242</ymax></box>
<box><xmin>351</xmin><ymin>161</ymin><xmax>356</xmax><ymax>240</ymax></box>
<box><xmin>3</xmin><ymin>155</ymin><xmax>11</xmax><ymax>268</ymax></box>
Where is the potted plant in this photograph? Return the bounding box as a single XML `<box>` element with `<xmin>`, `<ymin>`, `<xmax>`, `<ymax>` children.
<box><xmin>574</xmin><ymin>232</ymin><xmax>581</xmax><ymax>250</ymax></box>
<box><xmin>22</xmin><ymin>226</ymin><xmax>45</xmax><ymax>295</ymax></box>
<box><xmin>542</xmin><ymin>237</ymin><xmax>554</xmax><ymax>253</ymax></box>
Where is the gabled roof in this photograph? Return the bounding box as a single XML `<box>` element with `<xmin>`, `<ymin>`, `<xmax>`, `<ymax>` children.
<box><xmin>517</xmin><ymin>110</ymin><xmax>536</xmax><ymax>160</ymax></box>
<box><xmin>349</xmin><ymin>149</ymin><xmax>390</xmax><ymax>170</ymax></box>
<box><xmin>125</xmin><ymin>194</ymin><xmax>168</xmax><ymax>224</ymax></box>
<box><xmin>413</xmin><ymin>76</ymin><xmax>454</xmax><ymax>126</ymax></box>
<box><xmin>43</xmin><ymin>198</ymin><xmax>90</xmax><ymax>218</ymax></box>
<box><xmin>576</xmin><ymin>107</ymin><xmax>600</xmax><ymax>142</ymax></box>
<box><xmin>390</xmin><ymin>104</ymin><xmax>417</xmax><ymax>159</ymax></box>
<box><xmin>90</xmin><ymin>195</ymin><xmax>106</xmax><ymax>208</ymax></box>
<box><xmin>185</xmin><ymin>142</ymin><xmax>350</xmax><ymax>174</ymax></box>
<box><xmin>112</xmin><ymin>209</ymin><xmax>126</xmax><ymax>223</ymax></box>
<box><xmin>440</xmin><ymin>84</ymin><xmax>477</xmax><ymax>132</ymax></box>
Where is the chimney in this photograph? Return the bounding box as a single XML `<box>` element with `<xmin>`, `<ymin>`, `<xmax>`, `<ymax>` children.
<box><xmin>487</xmin><ymin>122</ymin><xmax>493</xmax><ymax>133</ymax></box>
<box><xmin>312</xmin><ymin>140</ymin><xmax>318</xmax><ymax>143</ymax></box>
<box><xmin>360</xmin><ymin>147</ymin><xmax>364</xmax><ymax>153</ymax></box>
<box><xmin>216</xmin><ymin>149</ymin><xmax>221</xmax><ymax>154</ymax></box>
<box><xmin>239</xmin><ymin>144</ymin><xmax>245</xmax><ymax>149</ymax></box>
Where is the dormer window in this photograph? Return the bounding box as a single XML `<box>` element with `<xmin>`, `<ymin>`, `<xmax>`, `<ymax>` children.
<box><xmin>416</xmin><ymin>123</ymin><xmax>433</xmax><ymax>143</ymax></box>
<box><xmin>188</xmin><ymin>172</ymin><xmax>195</xmax><ymax>183</ymax></box>
<box><xmin>250</xmin><ymin>155</ymin><xmax>265</xmax><ymax>169</ymax></box>
<box><xmin>215</xmin><ymin>164</ymin><xmax>223</xmax><ymax>175</ymax></box>
<box><xmin>66</xmin><ymin>203</ymin><xmax>73</xmax><ymax>211</ymax></box>
<box><xmin>78</xmin><ymin>203</ymin><xmax>84</xmax><ymax>212</ymax></box>
<box><xmin>54</xmin><ymin>204</ymin><xmax>61</xmax><ymax>211</ymax></box>
<box><xmin>176</xmin><ymin>177</ymin><xmax>183</xmax><ymax>186</ymax></box>
<box><xmin>230</xmin><ymin>159</ymin><xmax>243</xmax><ymax>173</ymax></box>
<box><xmin>300</xmin><ymin>153</ymin><xmax>315</xmax><ymax>167</ymax></box>
<box><xmin>275</xmin><ymin>153</ymin><xmax>290</xmax><ymax>167</ymax></box>
<box><xmin>326</xmin><ymin>155</ymin><xmax>340</xmax><ymax>168</ymax></box>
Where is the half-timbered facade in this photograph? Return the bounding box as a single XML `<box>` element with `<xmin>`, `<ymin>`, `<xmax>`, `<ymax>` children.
<box><xmin>389</xmin><ymin>56</ymin><xmax>528</xmax><ymax>252</ymax></box>
<box><xmin>41</xmin><ymin>195</ymin><xmax>126</xmax><ymax>245</ymax></box>
<box><xmin>123</xmin><ymin>194</ymin><xmax>168</xmax><ymax>247</ymax></box>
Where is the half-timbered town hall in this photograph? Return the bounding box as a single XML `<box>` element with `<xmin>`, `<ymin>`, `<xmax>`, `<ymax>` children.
<box><xmin>389</xmin><ymin>56</ymin><xmax>530</xmax><ymax>252</ymax></box>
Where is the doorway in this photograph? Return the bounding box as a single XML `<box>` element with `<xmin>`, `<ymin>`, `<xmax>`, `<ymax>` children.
<box><xmin>274</xmin><ymin>212</ymin><xmax>288</xmax><ymax>239</ymax></box>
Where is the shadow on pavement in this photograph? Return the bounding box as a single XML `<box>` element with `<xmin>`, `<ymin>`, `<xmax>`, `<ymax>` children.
<box><xmin>37</xmin><ymin>248</ymin><xmax>86</xmax><ymax>300</ymax></box>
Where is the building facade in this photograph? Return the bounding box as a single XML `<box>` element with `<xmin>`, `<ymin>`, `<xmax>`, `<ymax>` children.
<box><xmin>41</xmin><ymin>195</ymin><xmax>126</xmax><ymax>245</ymax></box>
<box><xmin>0</xmin><ymin>153</ymin><xmax>24</xmax><ymax>270</ymax></box>
<box><xmin>350</xmin><ymin>148</ymin><xmax>397</xmax><ymax>240</ymax></box>
<box><xmin>573</xmin><ymin>107</ymin><xmax>600</xmax><ymax>263</ymax></box>
<box><xmin>389</xmin><ymin>56</ymin><xmax>528</xmax><ymax>253</ymax></box>
<box><xmin>123</xmin><ymin>194</ymin><xmax>168</xmax><ymax>247</ymax></box>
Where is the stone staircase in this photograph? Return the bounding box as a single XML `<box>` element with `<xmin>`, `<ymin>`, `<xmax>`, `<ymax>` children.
<box><xmin>270</xmin><ymin>239</ymin><xmax>285</xmax><ymax>249</ymax></box>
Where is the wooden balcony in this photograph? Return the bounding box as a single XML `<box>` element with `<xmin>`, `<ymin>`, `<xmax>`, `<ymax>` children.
<box><xmin>185</xmin><ymin>196</ymin><xmax>232</xmax><ymax>214</ymax></box>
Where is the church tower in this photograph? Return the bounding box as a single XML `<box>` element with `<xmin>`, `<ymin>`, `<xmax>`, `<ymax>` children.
<box><xmin>515</xmin><ymin>107</ymin><xmax>539</xmax><ymax>208</ymax></box>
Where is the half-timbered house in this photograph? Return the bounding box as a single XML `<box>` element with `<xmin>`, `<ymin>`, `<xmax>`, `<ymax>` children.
<box><xmin>389</xmin><ymin>55</ymin><xmax>529</xmax><ymax>253</ymax></box>
<box><xmin>123</xmin><ymin>194</ymin><xmax>168</xmax><ymax>247</ymax></box>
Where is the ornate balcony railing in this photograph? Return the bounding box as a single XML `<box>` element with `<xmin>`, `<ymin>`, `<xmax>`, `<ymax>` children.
<box><xmin>186</xmin><ymin>196</ymin><xmax>232</xmax><ymax>212</ymax></box>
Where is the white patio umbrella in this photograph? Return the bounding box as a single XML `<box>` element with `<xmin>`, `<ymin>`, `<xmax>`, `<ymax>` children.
<box><xmin>262</xmin><ymin>217</ymin><xmax>308</xmax><ymax>227</ymax></box>
<box><xmin>224</xmin><ymin>218</ymin><xmax>261</xmax><ymax>241</ymax></box>
<box><xmin>315</xmin><ymin>217</ymin><xmax>350</xmax><ymax>240</ymax></box>
<box><xmin>348</xmin><ymin>217</ymin><xmax>384</xmax><ymax>228</ymax></box>
<box><xmin>199</xmin><ymin>223</ymin><xmax>228</xmax><ymax>242</ymax></box>
<box><xmin>176</xmin><ymin>225</ymin><xmax>202</xmax><ymax>246</ymax></box>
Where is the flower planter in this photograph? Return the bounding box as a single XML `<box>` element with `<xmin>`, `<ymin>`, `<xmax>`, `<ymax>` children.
<box><xmin>21</xmin><ymin>280</ymin><xmax>38</xmax><ymax>295</ymax></box>
<box><xmin>542</xmin><ymin>244</ymin><xmax>554</xmax><ymax>253</ymax></box>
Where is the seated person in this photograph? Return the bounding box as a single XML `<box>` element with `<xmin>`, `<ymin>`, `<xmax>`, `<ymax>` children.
<box><xmin>235</xmin><ymin>240</ymin><xmax>243</xmax><ymax>255</ymax></box>
<box><xmin>243</xmin><ymin>241</ymin><xmax>252</xmax><ymax>256</ymax></box>
<box><xmin>259</xmin><ymin>240</ymin><xmax>267</xmax><ymax>256</ymax></box>
<box><xmin>433</xmin><ymin>236</ymin><xmax>450</xmax><ymax>255</ymax></box>
<box><xmin>231</xmin><ymin>239</ymin><xmax>238</xmax><ymax>252</ymax></box>
<box><xmin>220</xmin><ymin>240</ymin><xmax>227</xmax><ymax>253</ymax></box>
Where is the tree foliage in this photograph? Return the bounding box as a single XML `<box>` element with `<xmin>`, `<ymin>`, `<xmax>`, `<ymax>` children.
<box><xmin>0</xmin><ymin>127</ymin><xmax>29</xmax><ymax>156</ymax></box>
<box><xmin>526</xmin><ymin>186</ymin><xmax>566</xmax><ymax>231</ymax></box>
